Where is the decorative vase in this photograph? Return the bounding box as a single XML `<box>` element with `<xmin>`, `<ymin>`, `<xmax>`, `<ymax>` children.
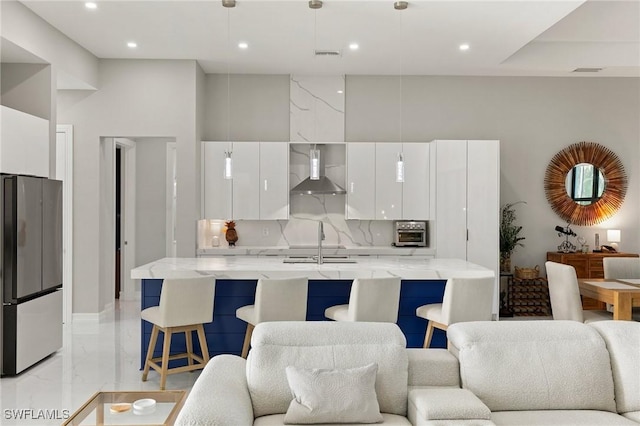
<box><xmin>225</xmin><ymin>220</ymin><xmax>238</xmax><ymax>247</ymax></box>
<box><xmin>500</xmin><ymin>255</ymin><xmax>511</xmax><ymax>274</ymax></box>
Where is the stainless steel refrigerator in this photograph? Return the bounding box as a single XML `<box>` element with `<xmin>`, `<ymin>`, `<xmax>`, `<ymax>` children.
<box><xmin>1</xmin><ymin>175</ymin><xmax>63</xmax><ymax>375</ymax></box>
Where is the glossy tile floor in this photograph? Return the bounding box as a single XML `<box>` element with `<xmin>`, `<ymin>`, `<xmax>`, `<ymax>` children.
<box><xmin>0</xmin><ymin>301</ymin><xmax>200</xmax><ymax>426</ymax></box>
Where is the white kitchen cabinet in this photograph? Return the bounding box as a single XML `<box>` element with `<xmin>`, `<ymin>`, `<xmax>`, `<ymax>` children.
<box><xmin>375</xmin><ymin>143</ymin><xmax>403</xmax><ymax>220</ymax></box>
<box><xmin>345</xmin><ymin>142</ymin><xmax>431</xmax><ymax>221</ymax></box>
<box><xmin>434</xmin><ymin>139</ymin><xmax>500</xmax><ymax>312</ymax></box>
<box><xmin>202</xmin><ymin>141</ymin><xmax>288</xmax><ymax>220</ymax></box>
<box><xmin>435</xmin><ymin>140</ymin><xmax>467</xmax><ymax>259</ymax></box>
<box><xmin>260</xmin><ymin>142</ymin><xmax>289</xmax><ymax>220</ymax></box>
<box><xmin>346</xmin><ymin>143</ymin><xmax>375</xmax><ymax>220</ymax></box>
<box><xmin>402</xmin><ymin>143</ymin><xmax>430</xmax><ymax>220</ymax></box>
<box><xmin>202</xmin><ymin>142</ymin><xmax>232</xmax><ymax>219</ymax></box>
<box><xmin>232</xmin><ymin>142</ymin><xmax>260</xmax><ymax>220</ymax></box>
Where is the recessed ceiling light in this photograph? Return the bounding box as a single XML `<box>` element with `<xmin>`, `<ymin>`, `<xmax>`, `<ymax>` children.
<box><xmin>238</xmin><ymin>42</ymin><xmax>249</xmax><ymax>49</ymax></box>
<box><xmin>349</xmin><ymin>43</ymin><xmax>359</xmax><ymax>50</ymax></box>
<box><xmin>337</xmin><ymin>90</ymin><xmax>344</xmax><ymax>94</ymax></box>
<box><xmin>127</xmin><ymin>42</ymin><xmax>137</xmax><ymax>48</ymax></box>
<box><xmin>85</xmin><ymin>2</ymin><xmax>97</xmax><ymax>9</ymax></box>
<box><xmin>459</xmin><ymin>43</ymin><xmax>470</xmax><ymax>51</ymax></box>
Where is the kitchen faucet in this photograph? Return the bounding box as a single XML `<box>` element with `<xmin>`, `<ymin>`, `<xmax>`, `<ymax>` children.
<box><xmin>317</xmin><ymin>221</ymin><xmax>325</xmax><ymax>265</ymax></box>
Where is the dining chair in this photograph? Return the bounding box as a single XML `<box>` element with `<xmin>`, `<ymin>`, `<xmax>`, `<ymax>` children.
<box><xmin>603</xmin><ymin>257</ymin><xmax>640</xmax><ymax>320</ymax></box>
<box><xmin>416</xmin><ymin>276</ymin><xmax>494</xmax><ymax>348</ymax></box>
<box><xmin>141</xmin><ymin>276</ymin><xmax>216</xmax><ymax>390</ymax></box>
<box><xmin>603</xmin><ymin>257</ymin><xmax>640</xmax><ymax>280</ymax></box>
<box><xmin>236</xmin><ymin>277</ymin><xmax>309</xmax><ymax>358</ymax></box>
<box><xmin>545</xmin><ymin>261</ymin><xmax>611</xmax><ymax>323</ymax></box>
<box><xmin>324</xmin><ymin>277</ymin><xmax>401</xmax><ymax>323</ymax></box>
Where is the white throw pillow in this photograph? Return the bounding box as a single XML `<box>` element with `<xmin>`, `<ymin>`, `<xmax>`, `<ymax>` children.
<box><xmin>283</xmin><ymin>363</ymin><xmax>383</xmax><ymax>424</ymax></box>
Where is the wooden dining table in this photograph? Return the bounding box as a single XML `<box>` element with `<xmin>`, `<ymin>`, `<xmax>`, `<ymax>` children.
<box><xmin>577</xmin><ymin>278</ymin><xmax>640</xmax><ymax>320</ymax></box>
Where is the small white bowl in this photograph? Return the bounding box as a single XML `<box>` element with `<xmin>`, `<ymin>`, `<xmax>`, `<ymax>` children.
<box><xmin>132</xmin><ymin>398</ymin><xmax>156</xmax><ymax>415</ymax></box>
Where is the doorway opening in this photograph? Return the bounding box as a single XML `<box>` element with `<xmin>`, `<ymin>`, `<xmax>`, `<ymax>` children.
<box><xmin>115</xmin><ymin>146</ymin><xmax>122</xmax><ymax>299</ymax></box>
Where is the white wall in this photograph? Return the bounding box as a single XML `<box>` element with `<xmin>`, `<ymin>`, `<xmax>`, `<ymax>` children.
<box><xmin>203</xmin><ymin>74</ymin><xmax>289</xmax><ymax>141</ymax></box>
<box><xmin>346</xmin><ymin>76</ymin><xmax>640</xmax><ymax>270</ymax></box>
<box><xmin>57</xmin><ymin>59</ymin><xmax>200</xmax><ymax>314</ymax></box>
<box><xmin>135</xmin><ymin>138</ymin><xmax>172</xmax><ymax>265</ymax></box>
<box><xmin>1</xmin><ymin>63</ymin><xmax>51</xmax><ymax>119</ymax></box>
<box><xmin>1</xmin><ymin>1</ymin><xmax>98</xmax><ymax>90</ymax></box>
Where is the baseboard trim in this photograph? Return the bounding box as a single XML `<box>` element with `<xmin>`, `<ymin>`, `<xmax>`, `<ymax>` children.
<box><xmin>72</xmin><ymin>303</ymin><xmax>116</xmax><ymax>324</ymax></box>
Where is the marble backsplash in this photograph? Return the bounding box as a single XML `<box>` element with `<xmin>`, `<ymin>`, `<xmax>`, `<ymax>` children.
<box><xmin>197</xmin><ymin>217</ymin><xmax>395</xmax><ymax>249</ymax></box>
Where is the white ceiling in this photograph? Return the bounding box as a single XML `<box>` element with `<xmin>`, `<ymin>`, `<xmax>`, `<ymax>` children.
<box><xmin>17</xmin><ymin>0</ymin><xmax>640</xmax><ymax>77</ymax></box>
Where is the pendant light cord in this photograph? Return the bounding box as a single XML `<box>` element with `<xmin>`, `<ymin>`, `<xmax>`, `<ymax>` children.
<box><xmin>227</xmin><ymin>7</ymin><xmax>231</xmax><ymax>145</ymax></box>
<box><xmin>399</xmin><ymin>9</ymin><xmax>403</xmax><ymax>145</ymax></box>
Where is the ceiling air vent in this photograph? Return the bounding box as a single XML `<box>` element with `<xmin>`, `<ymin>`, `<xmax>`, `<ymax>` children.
<box><xmin>572</xmin><ymin>68</ymin><xmax>604</xmax><ymax>73</ymax></box>
<box><xmin>314</xmin><ymin>50</ymin><xmax>341</xmax><ymax>57</ymax></box>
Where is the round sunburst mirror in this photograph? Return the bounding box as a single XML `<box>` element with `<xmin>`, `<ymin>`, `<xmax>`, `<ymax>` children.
<box><xmin>544</xmin><ymin>141</ymin><xmax>627</xmax><ymax>226</ymax></box>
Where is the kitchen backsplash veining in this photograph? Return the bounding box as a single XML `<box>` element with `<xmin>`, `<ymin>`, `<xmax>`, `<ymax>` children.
<box><xmin>197</xmin><ymin>218</ymin><xmax>394</xmax><ymax>249</ymax></box>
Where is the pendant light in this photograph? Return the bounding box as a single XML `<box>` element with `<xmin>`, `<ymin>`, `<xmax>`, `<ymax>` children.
<box><xmin>309</xmin><ymin>2</ymin><xmax>321</xmax><ymax>181</ymax></box>
<box><xmin>222</xmin><ymin>1</ymin><xmax>233</xmax><ymax>180</ymax></box>
<box><xmin>395</xmin><ymin>2</ymin><xmax>406</xmax><ymax>183</ymax></box>
<box><xmin>310</xmin><ymin>145</ymin><xmax>320</xmax><ymax>180</ymax></box>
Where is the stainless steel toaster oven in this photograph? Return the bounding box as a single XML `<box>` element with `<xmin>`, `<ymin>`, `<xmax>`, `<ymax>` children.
<box><xmin>394</xmin><ymin>221</ymin><xmax>428</xmax><ymax>247</ymax></box>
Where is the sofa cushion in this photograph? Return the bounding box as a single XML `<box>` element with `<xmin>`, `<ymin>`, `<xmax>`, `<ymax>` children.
<box><xmin>407</xmin><ymin>349</ymin><xmax>460</xmax><ymax>388</ymax></box>
<box><xmin>490</xmin><ymin>410</ymin><xmax>638</xmax><ymax>426</ymax></box>
<box><xmin>283</xmin><ymin>363</ymin><xmax>383</xmax><ymax>424</ymax></box>
<box><xmin>589</xmin><ymin>321</ymin><xmax>640</xmax><ymax>413</ymax></box>
<box><xmin>247</xmin><ymin>322</ymin><xmax>408</xmax><ymax>418</ymax></box>
<box><xmin>448</xmin><ymin>321</ymin><xmax>616</xmax><ymax>412</ymax></box>
<box><xmin>254</xmin><ymin>413</ymin><xmax>412</xmax><ymax>426</ymax></box>
<box><xmin>622</xmin><ymin>411</ymin><xmax>640</xmax><ymax>422</ymax></box>
<box><xmin>409</xmin><ymin>388</ymin><xmax>491</xmax><ymax>421</ymax></box>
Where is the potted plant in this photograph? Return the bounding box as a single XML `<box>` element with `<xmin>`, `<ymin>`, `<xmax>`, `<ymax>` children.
<box><xmin>500</xmin><ymin>201</ymin><xmax>526</xmax><ymax>273</ymax></box>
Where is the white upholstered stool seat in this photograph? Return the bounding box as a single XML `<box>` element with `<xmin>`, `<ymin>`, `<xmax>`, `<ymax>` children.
<box><xmin>141</xmin><ymin>276</ymin><xmax>216</xmax><ymax>390</ymax></box>
<box><xmin>546</xmin><ymin>261</ymin><xmax>612</xmax><ymax>323</ymax></box>
<box><xmin>324</xmin><ymin>277</ymin><xmax>402</xmax><ymax>323</ymax></box>
<box><xmin>235</xmin><ymin>305</ymin><xmax>257</xmax><ymax>325</ymax></box>
<box><xmin>323</xmin><ymin>304</ymin><xmax>350</xmax><ymax>322</ymax></box>
<box><xmin>236</xmin><ymin>277</ymin><xmax>308</xmax><ymax>358</ymax></box>
<box><xmin>416</xmin><ymin>277</ymin><xmax>494</xmax><ymax>348</ymax></box>
<box><xmin>415</xmin><ymin>304</ymin><xmax>443</xmax><ymax>323</ymax></box>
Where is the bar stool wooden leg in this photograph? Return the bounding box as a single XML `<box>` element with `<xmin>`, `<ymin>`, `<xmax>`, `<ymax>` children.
<box><xmin>423</xmin><ymin>322</ymin><xmax>434</xmax><ymax>348</ymax></box>
<box><xmin>160</xmin><ymin>328</ymin><xmax>172</xmax><ymax>390</ymax></box>
<box><xmin>185</xmin><ymin>329</ymin><xmax>194</xmax><ymax>367</ymax></box>
<box><xmin>142</xmin><ymin>325</ymin><xmax>159</xmax><ymax>381</ymax></box>
<box><xmin>196</xmin><ymin>324</ymin><xmax>210</xmax><ymax>364</ymax></box>
<box><xmin>241</xmin><ymin>324</ymin><xmax>255</xmax><ymax>359</ymax></box>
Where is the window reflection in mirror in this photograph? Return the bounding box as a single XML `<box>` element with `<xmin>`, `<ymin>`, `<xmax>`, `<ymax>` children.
<box><xmin>565</xmin><ymin>163</ymin><xmax>605</xmax><ymax>205</ymax></box>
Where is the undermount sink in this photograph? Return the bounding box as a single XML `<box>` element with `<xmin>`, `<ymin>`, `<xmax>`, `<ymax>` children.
<box><xmin>288</xmin><ymin>244</ymin><xmax>346</xmax><ymax>249</ymax></box>
<box><xmin>283</xmin><ymin>256</ymin><xmax>356</xmax><ymax>264</ymax></box>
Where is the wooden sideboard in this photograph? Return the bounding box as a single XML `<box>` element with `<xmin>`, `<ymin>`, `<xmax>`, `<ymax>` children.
<box><xmin>546</xmin><ymin>251</ymin><xmax>640</xmax><ymax>309</ymax></box>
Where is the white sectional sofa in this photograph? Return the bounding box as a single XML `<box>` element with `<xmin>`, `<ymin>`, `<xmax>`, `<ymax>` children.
<box><xmin>175</xmin><ymin>320</ymin><xmax>640</xmax><ymax>426</ymax></box>
<box><xmin>175</xmin><ymin>321</ymin><xmax>462</xmax><ymax>425</ymax></box>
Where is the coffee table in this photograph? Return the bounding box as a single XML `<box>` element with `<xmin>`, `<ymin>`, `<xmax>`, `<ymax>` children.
<box><xmin>63</xmin><ymin>390</ymin><xmax>186</xmax><ymax>425</ymax></box>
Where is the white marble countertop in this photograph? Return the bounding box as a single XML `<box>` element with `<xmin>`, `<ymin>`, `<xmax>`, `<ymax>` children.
<box><xmin>131</xmin><ymin>257</ymin><xmax>493</xmax><ymax>280</ymax></box>
<box><xmin>197</xmin><ymin>245</ymin><xmax>435</xmax><ymax>257</ymax></box>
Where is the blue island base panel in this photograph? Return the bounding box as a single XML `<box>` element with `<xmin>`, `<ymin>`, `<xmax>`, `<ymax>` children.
<box><xmin>140</xmin><ymin>279</ymin><xmax>447</xmax><ymax>369</ymax></box>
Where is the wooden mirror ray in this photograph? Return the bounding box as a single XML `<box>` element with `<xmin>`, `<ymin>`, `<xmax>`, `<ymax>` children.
<box><xmin>544</xmin><ymin>141</ymin><xmax>627</xmax><ymax>226</ymax></box>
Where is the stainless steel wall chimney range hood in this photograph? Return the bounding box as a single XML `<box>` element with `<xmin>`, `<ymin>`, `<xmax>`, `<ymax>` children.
<box><xmin>290</xmin><ymin>145</ymin><xmax>346</xmax><ymax>195</ymax></box>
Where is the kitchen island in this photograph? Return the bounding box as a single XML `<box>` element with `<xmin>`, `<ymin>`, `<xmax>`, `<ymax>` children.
<box><xmin>132</xmin><ymin>257</ymin><xmax>493</xmax><ymax>367</ymax></box>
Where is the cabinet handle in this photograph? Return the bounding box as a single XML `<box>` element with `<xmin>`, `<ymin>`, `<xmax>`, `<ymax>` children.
<box><xmin>264</xmin><ymin>179</ymin><xmax>268</xmax><ymax>191</ymax></box>
<box><xmin>350</xmin><ymin>182</ymin><xmax>354</xmax><ymax>193</ymax></box>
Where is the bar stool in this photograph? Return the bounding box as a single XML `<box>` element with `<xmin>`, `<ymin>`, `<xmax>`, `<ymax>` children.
<box><xmin>324</xmin><ymin>277</ymin><xmax>401</xmax><ymax>322</ymax></box>
<box><xmin>141</xmin><ymin>276</ymin><xmax>216</xmax><ymax>390</ymax></box>
<box><xmin>236</xmin><ymin>277</ymin><xmax>309</xmax><ymax>358</ymax></box>
<box><xmin>416</xmin><ymin>277</ymin><xmax>494</xmax><ymax>348</ymax></box>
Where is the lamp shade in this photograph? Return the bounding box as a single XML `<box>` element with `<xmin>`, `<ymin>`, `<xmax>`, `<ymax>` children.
<box><xmin>607</xmin><ymin>229</ymin><xmax>621</xmax><ymax>243</ymax></box>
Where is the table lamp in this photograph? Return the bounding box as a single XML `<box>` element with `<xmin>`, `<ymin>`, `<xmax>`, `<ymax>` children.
<box><xmin>607</xmin><ymin>229</ymin><xmax>621</xmax><ymax>251</ymax></box>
